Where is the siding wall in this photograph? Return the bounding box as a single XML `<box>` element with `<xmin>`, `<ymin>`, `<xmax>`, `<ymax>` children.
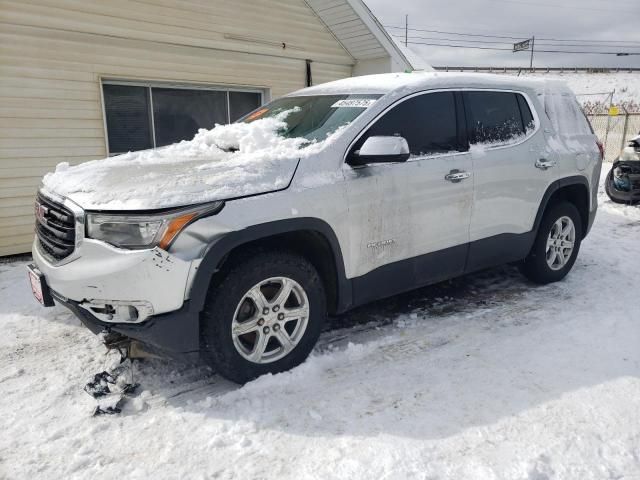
<box><xmin>0</xmin><ymin>0</ymin><xmax>354</xmax><ymax>255</ymax></box>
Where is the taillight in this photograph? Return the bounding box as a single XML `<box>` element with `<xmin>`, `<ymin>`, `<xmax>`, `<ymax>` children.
<box><xmin>596</xmin><ymin>140</ymin><xmax>604</xmax><ymax>161</ymax></box>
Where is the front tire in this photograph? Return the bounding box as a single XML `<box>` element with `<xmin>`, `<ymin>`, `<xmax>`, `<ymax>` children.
<box><xmin>201</xmin><ymin>250</ymin><xmax>326</xmax><ymax>383</ymax></box>
<box><xmin>520</xmin><ymin>202</ymin><xmax>582</xmax><ymax>284</ymax></box>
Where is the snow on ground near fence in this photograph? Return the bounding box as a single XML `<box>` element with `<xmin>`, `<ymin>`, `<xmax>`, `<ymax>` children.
<box><xmin>522</xmin><ymin>72</ymin><xmax>640</xmax><ymax>107</ymax></box>
<box><xmin>518</xmin><ymin>72</ymin><xmax>640</xmax><ymax>160</ymax></box>
<box><xmin>1</xmin><ymin>172</ymin><xmax>640</xmax><ymax>479</ymax></box>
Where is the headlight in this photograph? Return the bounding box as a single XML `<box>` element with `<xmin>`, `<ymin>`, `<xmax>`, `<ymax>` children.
<box><xmin>86</xmin><ymin>202</ymin><xmax>223</xmax><ymax>249</ymax></box>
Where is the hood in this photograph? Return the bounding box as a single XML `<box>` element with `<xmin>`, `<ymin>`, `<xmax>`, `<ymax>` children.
<box><xmin>43</xmin><ymin>155</ymin><xmax>300</xmax><ymax>211</ymax></box>
<box><xmin>42</xmin><ymin>116</ymin><xmax>324</xmax><ymax>211</ymax></box>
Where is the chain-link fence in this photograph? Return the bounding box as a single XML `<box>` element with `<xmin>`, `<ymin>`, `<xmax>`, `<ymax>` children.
<box><xmin>586</xmin><ymin>112</ymin><xmax>640</xmax><ymax>161</ymax></box>
<box><xmin>577</xmin><ymin>91</ymin><xmax>640</xmax><ymax>162</ymax></box>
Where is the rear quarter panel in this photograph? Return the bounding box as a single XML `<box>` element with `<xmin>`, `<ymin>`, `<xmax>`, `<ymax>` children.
<box><xmin>541</xmin><ymin>87</ymin><xmax>602</xmax><ymax>212</ymax></box>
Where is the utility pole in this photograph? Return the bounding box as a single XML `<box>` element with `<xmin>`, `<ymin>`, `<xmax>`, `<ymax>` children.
<box><xmin>405</xmin><ymin>14</ymin><xmax>408</xmax><ymax>47</ymax></box>
<box><xmin>529</xmin><ymin>35</ymin><xmax>535</xmax><ymax>70</ymax></box>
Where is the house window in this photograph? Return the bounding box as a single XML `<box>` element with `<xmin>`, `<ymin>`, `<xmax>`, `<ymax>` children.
<box><xmin>102</xmin><ymin>82</ymin><xmax>263</xmax><ymax>154</ymax></box>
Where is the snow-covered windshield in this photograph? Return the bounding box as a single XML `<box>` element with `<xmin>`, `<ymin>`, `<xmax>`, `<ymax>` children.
<box><xmin>241</xmin><ymin>94</ymin><xmax>382</xmax><ymax>142</ymax></box>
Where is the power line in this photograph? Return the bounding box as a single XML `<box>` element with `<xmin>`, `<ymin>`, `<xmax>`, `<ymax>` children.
<box><xmin>401</xmin><ymin>39</ymin><xmax>640</xmax><ymax>55</ymax></box>
<box><xmin>485</xmin><ymin>0</ymin><xmax>637</xmax><ymax>14</ymax></box>
<box><xmin>390</xmin><ymin>33</ymin><xmax>640</xmax><ymax>49</ymax></box>
<box><xmin>534</xmin><ymin>35</ymin><xmax>640</xmax><ymax>45</ymax></box>
<box><xmin>391</xmin><ymin>33</ymin><xmax>518</xmax><ymax>46</ymax></box>
<box><xmin>536</xmin><ymin>41</ymin><xmax>640</xmax><ymax>48</ymax></box>
<box><xmin>384</xmin><ymin>24</ymin><xmax>640</xmax><ymax>45</ymax></box>
<box><xmin>386</xmin><ymin>24</ymin><xmax>524</xmax><ymax>40</ymax></box>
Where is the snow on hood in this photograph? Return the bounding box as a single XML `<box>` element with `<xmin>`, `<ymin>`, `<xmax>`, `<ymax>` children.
<box><xmin>42</xmin><ymin>113</ymin><xmax>334</xmax><ymax>210</ymax></box>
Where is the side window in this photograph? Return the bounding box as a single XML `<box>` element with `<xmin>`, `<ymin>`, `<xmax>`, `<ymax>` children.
<box><xmin>353</xmin><ymin>92</ymin><xmax>459</xmax><ymax>157</ymax></box>
<box><xmin>516</xmin><ymin>94</ymin><xmax>535</xmax><ymax>132</ymax></box>
<box><xmin>544</xmin><ymin>93</ymin><xmax>593</xmax><ymax>136</ymax></box>
<box><xmin>464</xmin><ymin>91</ymin><xmax>527</xmax><ymax>144</ymax></box>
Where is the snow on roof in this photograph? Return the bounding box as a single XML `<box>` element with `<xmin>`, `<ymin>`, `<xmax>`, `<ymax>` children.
<box><xmin>289</xmin><ymin>71</ymin><xmax>560</xmax><ymax>97</ymax></box>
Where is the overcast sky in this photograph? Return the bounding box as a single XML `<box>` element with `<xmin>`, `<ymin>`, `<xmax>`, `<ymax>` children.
<box><xmin>365</xmin><ymin>0</ymin><xmax>640</xmax><ymax>68</ymax></box>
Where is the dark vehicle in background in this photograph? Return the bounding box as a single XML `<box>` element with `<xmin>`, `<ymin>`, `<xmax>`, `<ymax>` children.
<box><xmin>606</xmin><ymin>133</ymin><xmax>640</xmax><ymax>204</ymax></box>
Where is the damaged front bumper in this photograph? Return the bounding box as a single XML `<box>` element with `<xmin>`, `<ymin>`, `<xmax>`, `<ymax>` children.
<box><xmin>33</xmin><ymin>238</ymin><xmax>193</xmax><ymax>321</ymax></box>
<box><xmin>608</xmin><ymin>161</ymin><xmax>640</xmax><ymax>203</ymax></box>
<box><xmin>32</xmin><ymin>238</ymin><xmax>201</xmax><ymax>356</ymax></box>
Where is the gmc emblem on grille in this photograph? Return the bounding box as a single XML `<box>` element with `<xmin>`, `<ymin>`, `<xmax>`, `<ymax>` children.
<box><xmin>35</xmin><ymin>201</ymin><xmax>48</xmax><ymax>223</ymax></box>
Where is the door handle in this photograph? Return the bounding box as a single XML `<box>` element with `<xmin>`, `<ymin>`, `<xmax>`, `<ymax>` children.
<box><xmin>535</xmin><ymin>158</ymin><xmax>557</xmax><ymax>170</ymax></box>
<box><xmin>445</xmin><ymin>169</ymin><xmax>471</xmax><ymax>183</ymax></box>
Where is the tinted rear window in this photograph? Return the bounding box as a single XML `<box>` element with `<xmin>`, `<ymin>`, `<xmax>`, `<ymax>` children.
<box><xmin>464</xmin><ymin>91</ymin><xmax>527</xmax><ymax>144</ymax></box>
<box><xmin>517</xmin><ymin>94</ymin><xmax>535</xmax><ymax>132</ymax></box>
<box><xmin>544</xmin><ymin>93</ymin><xmax>593</xmax><ymax>136</ymax></box>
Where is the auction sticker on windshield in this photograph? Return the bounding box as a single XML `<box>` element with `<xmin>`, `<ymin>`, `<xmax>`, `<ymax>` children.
<box><xmin>331</xmin><ymin>99</ymin><xmax>378</xmax><ymax>108</ymax></box>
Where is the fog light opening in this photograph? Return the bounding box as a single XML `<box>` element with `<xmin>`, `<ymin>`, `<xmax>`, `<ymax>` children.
<box><xmin>81</xmin><ymin>300</ymin><xmax>153</xmax><ymax>323</ymax></box>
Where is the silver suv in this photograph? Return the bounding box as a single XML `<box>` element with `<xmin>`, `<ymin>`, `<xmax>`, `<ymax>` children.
<box><xmin>28</xmin><ymin>73</ymin><xmax>602</xmax><ymax>383</ymax></box>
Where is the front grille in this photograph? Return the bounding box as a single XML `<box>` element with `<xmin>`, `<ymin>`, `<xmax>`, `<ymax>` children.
<box><xmin>35</xmin><ymin>193</ymin><xmax>76</xmax><ymax>261</ymax></box>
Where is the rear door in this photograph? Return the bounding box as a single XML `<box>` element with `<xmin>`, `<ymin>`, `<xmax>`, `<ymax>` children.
<box><xmin>463</xmin><ymin>90</ymin><xmax>549</xmax><ymax>270</ymax></box>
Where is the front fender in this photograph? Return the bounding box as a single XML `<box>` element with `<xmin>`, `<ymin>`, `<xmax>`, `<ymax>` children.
<box><xmin>186</xmin><ymin>217</ymin><xmax>352</xmax><ymax>314</ymax></box>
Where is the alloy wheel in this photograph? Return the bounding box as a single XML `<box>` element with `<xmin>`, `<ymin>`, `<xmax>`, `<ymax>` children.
<box><xmin>231</xmin><ymin>277</ymin><xmax>310</xmax><ymax>364</ymax></box>
<box><xmin>545</xmin><ymin>216</ymin><xmax>576</xmax><ymax>271</ymax></box>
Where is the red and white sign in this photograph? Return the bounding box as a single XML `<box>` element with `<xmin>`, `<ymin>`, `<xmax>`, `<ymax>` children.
<box><xmin>28</xmin><ymin>269</ymin><xmax>44</xmax><ymax>305</ymax></box>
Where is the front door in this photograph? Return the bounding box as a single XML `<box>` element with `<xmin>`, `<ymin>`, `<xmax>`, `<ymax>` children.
<box><xmin>344</xmin><ymin>91</ymin><xmax>473</xmax><ymax>303</ymax></box>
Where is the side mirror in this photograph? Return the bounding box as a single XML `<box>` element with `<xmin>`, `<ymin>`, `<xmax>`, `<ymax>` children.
<box><xmin>349</xmin><ymin>136</ymin><xmax>410</xmax><ymax>166</ymax></box>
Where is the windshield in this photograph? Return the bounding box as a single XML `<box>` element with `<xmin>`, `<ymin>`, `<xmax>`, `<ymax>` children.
<box><xmin>240</xmin><ymin>94</ymin><xmax>382</xmax><ymax>142</ymax></box>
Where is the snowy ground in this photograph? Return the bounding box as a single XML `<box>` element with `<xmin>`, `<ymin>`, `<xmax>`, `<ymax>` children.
<box><xmin>521</xmin><ymin>72</ymin><xmax>640</xmax><ymax>106</ymax></box>
<box><xmin>1</xmin><ymin>171</ymin><xmax>640</xmax><ymax>479</ymax></box>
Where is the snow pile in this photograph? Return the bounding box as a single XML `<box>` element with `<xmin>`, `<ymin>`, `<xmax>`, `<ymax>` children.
<box><xmin>41</xmin><ymin>111</ymin><xmax>339</xmax><ymax>210</ymax></box>
<box><xmin>181</xmin><ymin>110</ymin><xmax>308</xmax><ymax>155</ymax></box>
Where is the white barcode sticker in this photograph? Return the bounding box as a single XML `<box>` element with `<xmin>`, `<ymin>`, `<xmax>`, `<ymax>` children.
<box><xmin>331</xmin><ymin>99</ymin><xmax>378</xmax><ymax>108</ymax></box>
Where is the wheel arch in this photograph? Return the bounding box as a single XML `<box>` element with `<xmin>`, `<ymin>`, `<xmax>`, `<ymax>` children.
<box><xmin>534</xmin><ymin>176</ymin><xmax>591</xmax><ymax>239</ymax></box>
<box><xmin>188</xmin><ymin>218</ymin><xmax>352</xmax><ymax>316</ymax></box>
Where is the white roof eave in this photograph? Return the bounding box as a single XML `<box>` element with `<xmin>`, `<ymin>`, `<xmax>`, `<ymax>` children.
<box><xmin>304</xmin><ymin>0</ymin><xmax>422</xmax><ymax>71</ymax></box>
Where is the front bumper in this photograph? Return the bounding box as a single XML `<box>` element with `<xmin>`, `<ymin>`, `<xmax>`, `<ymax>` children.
<box><xmin>56</xmin><ymin>295</ymin><xmax>201</xmax><ymax>356</ymax></box>
<box><xmin>32</xmin><ymin>238</ymin><xmax>193</xmax><ymax>321</ymax></box>
<box><xmin>609</xmin><ymin>184</ymin><xmax>640</xmax><ymax>202</ymax></box>
<box><xmin>32</xmin><ymin>237</ymin><xmax>202</xmax><ymax>355</ymax></box>
<box><xmin>606</xmin><ymin>165</ymin><xmax>640</xmax><ymax>204</ymax></box>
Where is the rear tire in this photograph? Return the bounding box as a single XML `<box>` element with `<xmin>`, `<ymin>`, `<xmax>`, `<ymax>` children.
<box><xmin>201</xmin><ymin>250</ymin><xmax>326</xmax><ymax>384</ymax></box>
<box><xmin>520</xmin><ymin>202</ymin><xmax>582</xmax><ymax>284</ymax></box>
